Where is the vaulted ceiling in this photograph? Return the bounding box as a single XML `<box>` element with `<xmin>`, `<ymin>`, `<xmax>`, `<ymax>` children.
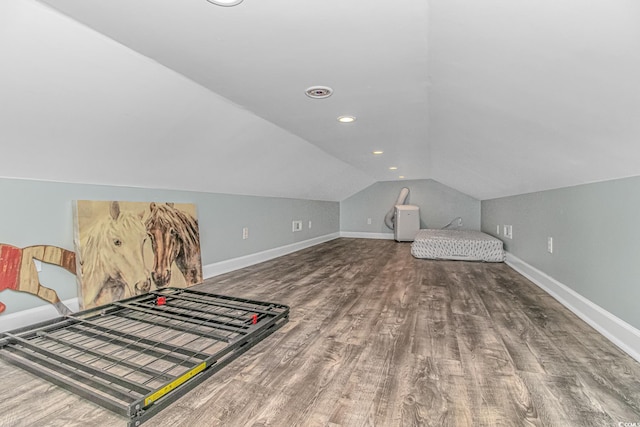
<box><xmin>2</xmin><ymin>0</ymin><xmax>639</xmax><ymax>201</ymax></box>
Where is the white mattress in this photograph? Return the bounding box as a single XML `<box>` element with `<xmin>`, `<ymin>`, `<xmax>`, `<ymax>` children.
<box><xmin>411</xmin><ymin>229</ymin><xmax>505</xmax><ymax>262</ymax></box>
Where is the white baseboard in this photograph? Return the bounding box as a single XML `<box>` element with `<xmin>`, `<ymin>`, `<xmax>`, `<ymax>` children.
<box><xmin>0</xmin><ymin>297</ymin><xmax>80</xmax><ymax>333</ymax></box>
<box><xmin>505</xmin><ymin>252</ymin><xmax>640</xmax><ymax>363</ymax></box>
<box><xmin>203</xmin><ymin>232</ymin><xmax>341</xmax><ymax>279</ymax></box>
<box><xmin>340</xmin><ymin>231</ymin><xmax>395</xmax><ymax>240</ymax></box>
<box><xmin>2</xmin><ymin>233</ymin><xmax>340</xmax><ymax>332</ymax></box>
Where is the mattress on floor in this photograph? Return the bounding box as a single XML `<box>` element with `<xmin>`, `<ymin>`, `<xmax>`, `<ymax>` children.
<box><xmin>411</xmin><ymin>229</ymin><xmax>505</xmax><ymax>262</ymax></box>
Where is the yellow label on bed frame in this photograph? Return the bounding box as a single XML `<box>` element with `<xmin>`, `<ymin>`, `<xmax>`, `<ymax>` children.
<box><xmin>144</xmin><ymin>362</ymin><xmax>207</xmax><ymax>407</ymax></box>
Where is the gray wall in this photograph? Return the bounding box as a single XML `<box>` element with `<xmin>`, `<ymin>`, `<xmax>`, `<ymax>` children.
<box><xmin>481</xmin><ymin>175</ymin><xmax>640</xmax><ymax>330</ymax></box>
<box><xmin>0</xmin><ymin>178</ymin><xmax>338</xmax><ymax>315</ymax></box>
<box><xmin>341</xmin><ymin>179</ymin><xmax>481</xmax><ymax>233</ymax></box>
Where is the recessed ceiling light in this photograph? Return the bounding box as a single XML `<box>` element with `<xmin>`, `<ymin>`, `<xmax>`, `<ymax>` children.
<box><xmin>389</xmin><ymin>166</ymin><xmax>398</xmax><ymax>170</ymax></box>
<box><xmin>372</xmin><ymin>151</ymin><xmax>384</xmax><ymax>155</ymax></box>
<box><xmin>206</xmin><ymin>0</ymin><xmax>244</xmax><ymax>6</ymax></box>
<box><xmin>305</xmin><ymin>86</ymin><xmax>333</xmax><ymax>99</ymax></box>
<box><xmin>338</xmin><ymin>116</ymin><xmax>356</xmax><ymax>123</ymax></box>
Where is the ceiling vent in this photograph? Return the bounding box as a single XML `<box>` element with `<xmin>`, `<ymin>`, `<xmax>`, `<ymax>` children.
<box><xmin>305</xmin><ymin>86</ymin><xmax>333</xmax><ymax>99</ymax></box>
<box><xmin>206</xmin><ymin>0</ymin><xmax>244</xmax><ymax>6</ymax></box>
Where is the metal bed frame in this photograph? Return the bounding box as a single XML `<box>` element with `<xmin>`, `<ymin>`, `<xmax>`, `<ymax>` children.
<box><xmin>0</xmin><ymin>287</ymin><xmax>289</xmax><ymax>426</ymax></box>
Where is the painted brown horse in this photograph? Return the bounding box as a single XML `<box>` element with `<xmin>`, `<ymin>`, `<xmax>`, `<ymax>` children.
<box><xmin>0</xmin><ymin>244</ymin><xmax>75</xmax><ymax>315</ymax></box>
<box><xmin>145</xmin><ymin>202</ymin><xmax>202</xmax><ymax>288</ymax></box>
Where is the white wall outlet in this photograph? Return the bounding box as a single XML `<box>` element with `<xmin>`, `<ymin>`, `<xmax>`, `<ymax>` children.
<box><xmin>547</xmin><ymin>236</ymin><xmax>553</xmax><ymax>253</ymax></box>
<box><xmin>242</xmin><ymin>227</ymin><xmax>249</xmax><ymax>240</ymax></box>
<box><xmin>458</xmin><ymin>218</ymin><xmax>463</xmax><ymax>227</ymax></box>
<box><xmin>367</xmin><ymin>218</ymin><xmax>372</xmax><ymax>225</ymax></box>
<box><xmin>292</xmin><ymin>220</ymin><xmax>303</xmax><ymax>232</ymax></box>
<box><xmin>503</xmin><ymin>225</ymin><xmax>513</xmax><ymax>239</ymax></box>
<box><xmin>308</xmin><ymin>220</ymin><xmax>312</xmax><ymax>229</ymax></box>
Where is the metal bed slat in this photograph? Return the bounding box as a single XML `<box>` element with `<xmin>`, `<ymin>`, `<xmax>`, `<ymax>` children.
<box><xmin>0</xmin><ymin>348</ymin><xmax>131</xmax><ymax>416</ymax></box>
<box><xmin>108</xmin><ymin>310</ymin><xmax>235</xmax><ymax>344</ymax></box>
<box><xmin>37</xmin><ymin>331</ymin><xmax>173</xmax><ymax>381</ymax></box>
<box><xmin>3</xmin><ymin>332</ymin><xmax>153</xmax><ymax>395</ymax></box>
<box><xmin>65</xmin><ymin>324</ymin><xmax>201</xmax><ymax>366</ymax></box>
<box><xmin>117</xmin><ymin>305</ymin><xmax>240</xmax><ymax>340</ymax></box>
<box><xmin>151</xmin><ymin>293</ymin><xmax>259</xmax><ymax>325</ymax></box>
<box><xmin>115</xmin><ymin>301</ymin><xmax>246</xmax><ymax>337</ymax></box>
<box><xmin>69</xmin><ymin>317</ymin><xmax>210</xmax><ymax>360</ymax></box>
<box><xmin>162</xmin><ymin>290</ymin><xmax>282</xmax><ymax>316</ymax></box>
<box><xmin>138</xmin><ymin>299</ymin><xmax>251</xmax><ymax>329</ymax></box>
<box><xmin>0</xmin><ymin>317</ymin><xmax>78</xmax><ymax>346</ymax></box>
<box><xmin>2</xmin><ymin>345</ymin><xmax>140</xmax><ymax>405</ymax></box>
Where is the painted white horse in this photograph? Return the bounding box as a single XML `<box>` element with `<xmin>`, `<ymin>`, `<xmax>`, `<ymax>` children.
<box><xmin>77</xmin><ymin>201</ymin><xmax>151</xmax><ymax>309</ymax></box>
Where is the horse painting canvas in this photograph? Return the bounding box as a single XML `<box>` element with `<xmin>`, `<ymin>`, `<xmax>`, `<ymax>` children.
<box><xmin>73</xmin><ymin>200</ymin><xmax>202</xmax><ymax>309</ymax></box>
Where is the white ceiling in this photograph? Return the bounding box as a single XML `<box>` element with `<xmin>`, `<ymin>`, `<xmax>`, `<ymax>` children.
<box><xmin>3</xmin><ymin>0</ymin><xmax>640</xmax><ymax>201</ymax></box>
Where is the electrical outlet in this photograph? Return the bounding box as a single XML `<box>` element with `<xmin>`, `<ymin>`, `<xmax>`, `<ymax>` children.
<box><xmin>308</xmin><ymin>220</ymin><xmax>312</xmax><ymax>229</ymax></box>
<box><xmin>504</xmin><ymin>225</ymin><xmax>513</xmax><ymax>239</ymax></box>
<box><xmin>292</xmin><ymin>220</ymin><xmax>303</xmax><ymax>232</ymax></box>
<box><xmin>242</xmin><ymin>227</ymin><xmax>249</xmax><ymax>239</ymax></box>
<box><xmin>367</xmin><ymin>218</ymin><xmax>372</xmax><ymax>225</ymax></box>
<box><xmin>547</xmin><ymin>237</ymin><xmax>553</xmax><ymax>253</ymax></box>
<box><xmin>496</xmin><ymin>225</ymin><xmax>500</xmax><ymax>235</ymax></box>
<box><xmin>458</xmin><ymin>218</ymin><xmax>463</xmax><ymax>227</ymax></box>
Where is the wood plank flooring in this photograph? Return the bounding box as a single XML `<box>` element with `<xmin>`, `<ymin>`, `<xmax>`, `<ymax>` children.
<box><xmin>1</xmin><ymin>238</ymin><xmax>640</xmax><ymax>426</ymax></box>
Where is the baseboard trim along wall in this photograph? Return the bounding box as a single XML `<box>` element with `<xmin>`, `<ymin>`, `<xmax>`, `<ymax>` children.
<box><xmin>340</xmin><ymin>231</ymin><xmax>395</xmax><ymax>240</ymax></box>
<box><xmin>2</xmin><ymin>232</ymin><xmax>340</xmax><ymax>333</ymax></box>
<box><xmin>0</xmin><ymin>297</ymin><xmax>80</xmax><ymax>333</ymax></box>
<box><xmin>203</xmin><ymin>232</ymin><xmax>341</xmax><ymax>279</ymax></box>
<box><xmin>506</xmin><ymin>252</ymin><xmax>640</xmax><ymax>363</ymax></box>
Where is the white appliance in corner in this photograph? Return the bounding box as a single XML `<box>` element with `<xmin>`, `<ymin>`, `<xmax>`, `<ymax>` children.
<box><xmin>394</xmin><ymin>205</ymin><xmax>420</xmax><ymax>242</ymax></box>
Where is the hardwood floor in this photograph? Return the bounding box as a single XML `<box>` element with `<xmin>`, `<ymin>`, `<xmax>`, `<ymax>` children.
<box><xmin>1</xmin><ymin>238</ymin><xmax>639</xmax><ymax>426</ymax></box>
